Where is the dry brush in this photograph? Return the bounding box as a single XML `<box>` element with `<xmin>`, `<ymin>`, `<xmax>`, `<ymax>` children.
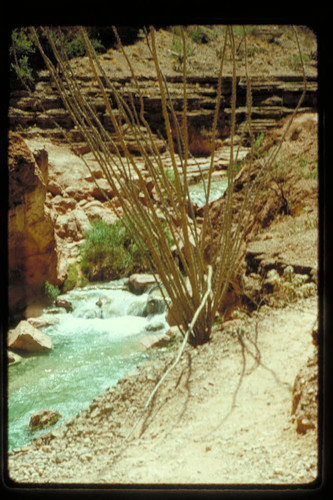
<box><xmin>19</xmin><ymin>25</ymin><xmax>307</xmax><ymax>346</ymax></box>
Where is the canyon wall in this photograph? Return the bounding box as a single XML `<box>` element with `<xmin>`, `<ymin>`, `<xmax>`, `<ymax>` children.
<box><xmin>9</xmin><ymin>68</ymin><xmax>317</xmax><ymax>156</ymax></box>
<box><xmin>7</xmin><ymin>52</ymin><xmax>317</xmax><ymax>319</ymax></box>
<box><xmin>8</xmin><ymin>132</ymin><xmax>58</xmax><ymax>319</ymax></box>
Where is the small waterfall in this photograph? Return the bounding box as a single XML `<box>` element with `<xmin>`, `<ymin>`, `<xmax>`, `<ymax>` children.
<box><xmin>8</xmin><ymin>279</ymin><xmax>169</xmax><ymax>451</ymax></box>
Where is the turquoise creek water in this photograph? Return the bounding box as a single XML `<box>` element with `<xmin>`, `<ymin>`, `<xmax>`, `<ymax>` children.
<box><xmin>188</xmin><ymin>178</ymin><xmax>228</xmax><ymax>207</ymax></box>
<box><xmin>8</xmin><ymin>279</ymin><xmax>168</xmax><ymax>451</ymax></box>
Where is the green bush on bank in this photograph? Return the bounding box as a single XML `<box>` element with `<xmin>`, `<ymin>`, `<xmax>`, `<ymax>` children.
<box><xmin>62</xmin><ymin>262</ymin><xmax>87</xmax><ymax>292</ymax></box>
<box><xmin>10</xmin><ymin>28</ymin><xmax>37</xmax><ymax>88</ymax></box>
<box><xmin>79</xmin><ymin>218</ymin><xmax>148</xmax><ymax>282</ymax></box>
<box><xmin>61</xmin><ymin>217</ymin><xmax>175</xmax><ymax>289</ymax></box>
<box><xmin>44</xmin><ymin>281</ymin><xmax>60</xmax><ymax>305</ymax></box>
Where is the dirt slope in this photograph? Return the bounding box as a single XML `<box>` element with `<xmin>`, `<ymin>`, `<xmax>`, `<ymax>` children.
<box><xmin>97</xmin><ymin>298</ymin><xmax>318</xmax><ymax>485</ymax></box>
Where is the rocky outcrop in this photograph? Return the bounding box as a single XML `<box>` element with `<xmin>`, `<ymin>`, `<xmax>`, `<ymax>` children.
<box><xmin>9</xmin><ymin>25</ymin><xmax>317</xmax><ymax>158</ymax></box>
<box><xmin>9</xmin><ymin>69</ymin><xmax>317</xmax><ymax>156</ymax></box>
<box><xmin>245</xmin><ymin>240</ymin><xmax>317</xmax><ymax>279</ymax></box>
<box><xmin>8</xmin><ymin>320</ymin><xmax>53</xmax><ymax>352</ymax></box>
<box><xmin>8</xmin><ymin>132</ymin><xmax>58</xmax><ymax>318</ymax></box>
<box><xmin>24</xmin><ymin>138</ymin><xmax>124</xmax><ymax>283</ymax></box>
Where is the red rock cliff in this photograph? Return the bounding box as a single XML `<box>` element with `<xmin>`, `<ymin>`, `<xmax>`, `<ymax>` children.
<box><xmin>8</xmin><ymin>132</ymin><xmax>58</xmax><ymax>318</ymax></box>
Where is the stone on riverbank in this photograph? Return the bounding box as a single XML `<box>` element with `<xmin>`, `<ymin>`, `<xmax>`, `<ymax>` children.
<box><xmin>126</xmin><ymin>273</ymin><xmax>160</xmax><ymax>295</ymax></box>
<box><xmin>29</xmin><ymin>410</ymin><xmax>61</xmax><ymax>431</ymax></box>
<box><xmin>140</xmin><ymin>333</ymin><xmax>170</xmax><ymax>349</ymax></box>
<box><xmin>8</xmin><ymin>350</ymin><xmax>22</xmax><ymax>366</ymax></box>
<box><xmin>141</xmin><ymin>326</ymin><xmax>182</xmax><ymax>349</ymax></box>
<box><xmin>8</xmin><ymin>320</ymin><xmax>53</xmax><ymax>352</ymax></box>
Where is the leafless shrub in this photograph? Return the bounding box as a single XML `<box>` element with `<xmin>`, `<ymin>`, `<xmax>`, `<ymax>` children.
<box><xmin>21</xmin><ymin>25</ymin><xmax>307</xmax><ymax>346</ymax></box>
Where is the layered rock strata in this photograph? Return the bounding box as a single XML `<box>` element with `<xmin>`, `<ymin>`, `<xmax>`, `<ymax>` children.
<box><xmin>9</xmin><ymin>68</ymin><xmax>317</xmax><ymax>156</ymax></box>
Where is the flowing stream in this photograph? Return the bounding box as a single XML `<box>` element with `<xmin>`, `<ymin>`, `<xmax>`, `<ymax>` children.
<box><xmin>8</xmin><ymin>279</ymin><xmax>168</xmax><ymax>451</ymax></box>
<box><xmin>8</xmin><ymin>178</ymin><xmax>228</xmax><ymax>452</ymax></box>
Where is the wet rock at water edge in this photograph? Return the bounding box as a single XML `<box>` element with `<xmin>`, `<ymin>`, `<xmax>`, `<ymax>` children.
<box><xmin>56</xmin><ymin>297</ymin><xmax>73</xmax><ymax>313</ymax></box>
<box><xmin>8</xmin><ymin>350</ymin><xmax>22</xmax><ymax>366</ymax></box>
<box><xmin>141</xmin><ymin>326</ymin><xmax>182</xmax><ymax>348</ymax></box>
<box><xmin>8</xmin><ymin>320</ymin><xmax>53</xmax><ymax>352</ymax></box>
<box><xmin>29</xmin><ymin>409</ymin><xmax>62</xmax><ymax>431</ymax></box>
<box><xmin>146</xmin><ymin>295</ymin><xmax>166</xmax><ymax>315</ymax></box>
<box><xmin>96</xmin><ymin>296</ymin><xmax>111</xmax><ymax>308</ymax></box>
<box><xmin>140</xmin><ymin>333</ymin><xmax>171</xmax><ymax>349</ymax></box>
<box><xmin>145</xmin><ymin>317</ymin><xmax>167</xmax><ymax>331</ymax></box>
<box><xmin>126</xmin><ymin>273</ymin><xmax>160</xmax><ymax>295</ymax></box>
<box><xmin>27</xmin><ymin>315</ymin><xmax>56</xmax><ymax>329</ymax></box>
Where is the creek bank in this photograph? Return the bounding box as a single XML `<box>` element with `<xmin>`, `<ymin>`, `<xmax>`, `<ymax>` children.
<box><xmin>7</xmin><ymin>295</ymin><xmax>318</xmax><ymax>484</ymax></box>
<box><xmin>7</xmin><ymin>276</ymin><xmax>178</xmax><ymax>451</ymax></box>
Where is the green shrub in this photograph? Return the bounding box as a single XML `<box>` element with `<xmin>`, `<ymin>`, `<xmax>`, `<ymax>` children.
<box><xmin>62</xmin><ymin>263</ymin><xmax>80</xmax><ymax>292</ymax></box>
<box><xmin>79</xmin><ymin>217</ymin><xmax>175</xmax><ymax>282</ymax></box>
<box><xmin>253</xmin><ymin>132</ymin><xmax>265</xmax><ymax>158</ymax></box>
<box><xmin>44</xmin><ymin>281</ymin><xmax>60</xmax><ymax>306</ymax></box>
<box><xmin>164</xmin><ymin>166</ymin><xmax>176</xmax><ymax>187</ymax></box>
<box><xmin>10</xmin><ymin>27</ymin><xmax>105</xmax><ymax>89</ymax></box>
<box><xmin>170</xmin><ymin>36</ymin><xmax>193</xmax><ymax>69</ymax></box>
<box><xmin>189</xmin><ymin>27</ymin><xmax>212</xmax><ymax>44</ymax></box>
<box><xmin>296</xmin><ymin>157</ymin><xmax>318</xmax><ymax>179</ymax></box>
<box><xmin>51</xmin><ymin>30</ymin><xmax>105</xmax><ymax>59</ymax></box>
<box><xmin>10</xmin><ymin>28</ymin><xmax>37</xmax><ymax>88</ymax></box>
<box><xmin>79</xmin><ymin>218</ymin><xmax>148</xmax><ymax>282</ymax></box>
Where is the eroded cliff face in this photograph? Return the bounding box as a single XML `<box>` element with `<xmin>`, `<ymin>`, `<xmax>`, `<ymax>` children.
<box><xmin>8</xmin><ymin>132</ymin><xmax>58</xmax><ymax>318</ymax></box>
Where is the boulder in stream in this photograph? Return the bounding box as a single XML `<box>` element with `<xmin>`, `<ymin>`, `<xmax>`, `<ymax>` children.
<box><xmin>96</xmin><ymin>296</ymin><xmax>111</xmax><ymax>308</ymax></box>
<box><xmin>146</xmin><ymin>295</ymin><xmax>166</xmax><ymax>315</ymax></box>
<box><xmin>29</xmin><ymin>409</ymin><xmax>61</xmax><ymax>431</ymax></box>
<box><xmin>8</xmin><ymin>320</ymin><xmax>53</xmax><ymax>352</ymax></box>
<box><xmin>56</xmin><ymin>297</ymin><xmax>73</xmax><ymax>313</ymax></box>
<box><xmin>126</xmin><ymin>273</ymin><xmax>160</xmax><ymax>295</ymax></box>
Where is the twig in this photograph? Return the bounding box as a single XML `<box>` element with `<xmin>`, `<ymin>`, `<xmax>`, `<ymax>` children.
<box><xmin>124</xmin><ymin>265</ymin><xmax>213</xmax><ymax>443</ymax></box>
